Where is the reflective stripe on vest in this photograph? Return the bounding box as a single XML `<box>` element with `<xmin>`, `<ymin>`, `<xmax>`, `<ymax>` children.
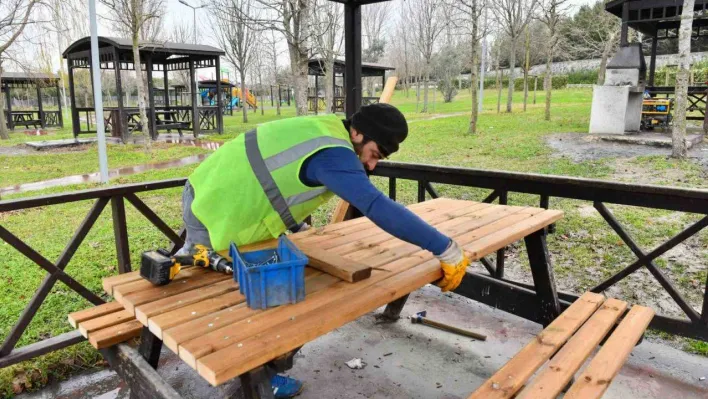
<box><xmin>244</xmin><ymin>130</ymin><xmax>300</xmax><ymax>232</ymax></box>
<box><xmin>264</xmin><ymin>136</ymin><xmax>352</xmax><ymax>171</ymax></box>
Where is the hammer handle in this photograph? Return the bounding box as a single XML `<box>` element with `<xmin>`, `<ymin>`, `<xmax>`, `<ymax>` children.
<box><xmin>421</xmin><ymin>318</ymin><xmax>487</xmax><ymax>341</ymax></box>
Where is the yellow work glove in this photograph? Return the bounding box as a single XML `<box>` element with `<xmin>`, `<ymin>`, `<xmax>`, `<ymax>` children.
<box><xmin>435</xmin><ymin>240</ymin><xmax>469</xmax><ymax>292</ymax></box>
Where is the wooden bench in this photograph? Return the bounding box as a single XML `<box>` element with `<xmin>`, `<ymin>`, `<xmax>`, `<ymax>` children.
<box><xmin>469</xmin><ymin>292</ymin><xmax>655</xmax><ymax>399</ymax></box>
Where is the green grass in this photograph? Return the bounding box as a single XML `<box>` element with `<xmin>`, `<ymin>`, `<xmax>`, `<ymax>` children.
<box><xmin>0</xmin><ymin>88</ymin><xmax>706</xmax><ymax>397</ymax></box>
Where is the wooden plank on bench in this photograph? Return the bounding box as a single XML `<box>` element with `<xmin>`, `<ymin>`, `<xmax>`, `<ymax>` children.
<box><xmin>68</xmin><ymin>301</ymin><xmax>124</xmax><ymax>328</ymax></box>
<box><xmin>78</xmin><ymin>310</ymin><xmax>135</xmax><ymax>338</ymax></box>
<box><xmin>89</xmin><ymin>320</ymin><xmax>143</xmax><ymax>349</ymax></box>
<box><xmin>468</xmin><ymin>292</ymin><xmax>606</xmax><ymax>399</ymax></box>
<box><xmin>299</xmin><ymin>245</ymin><xmax>371</xmax><ymax>282</ymax></box>
<box><xmin>516</xmin><ymin>298</ymin><xmax>628</xmax><ymax>399</ymax></box>
<box><xmin>103</xmin><ymin>271</ymin><xmax>142</xmax><ymax>296</ymax></box>
<box><xmin>564</xmin><ymin>305</ymin><xmax>655</xmax><ymax>399</ymax></box>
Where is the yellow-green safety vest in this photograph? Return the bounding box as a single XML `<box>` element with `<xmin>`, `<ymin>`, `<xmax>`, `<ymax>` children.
<box><xmin>188</xmin><ymin>114</ymin><xmax>354</xmax><ymax>251</ymax></box>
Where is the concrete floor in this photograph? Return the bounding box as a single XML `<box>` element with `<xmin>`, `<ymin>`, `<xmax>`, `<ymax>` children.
<box><xmin>20</xmin><ymin>285</ymin><xmax>708</xmax><ymax>399</ymax></box>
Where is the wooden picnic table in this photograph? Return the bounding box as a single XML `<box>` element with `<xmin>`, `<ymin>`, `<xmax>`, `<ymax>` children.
<box><xmin>96</xmin><ymin>198</ymin><xmax>563</xmax><ymax>398</ymax></box>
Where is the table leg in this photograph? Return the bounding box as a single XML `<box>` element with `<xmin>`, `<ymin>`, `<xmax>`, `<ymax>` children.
<box><xmin>137</xmin><ymin>326</ymin><xmax>162</xmax><ymax>369</ymax></box>
<box><xmin>524</xmin><ymin>230</ymin><xmax>561</xmax><ymax>327</ymax></box>
<box><xmin>239</xmin><ymin>366</ymin><xmax>275</xmax><ymax>399</ymax></box>
<box><xmin>378</xmin><ymin>294</ymin><xmax>410</xmax><ymax>322</ymax></box>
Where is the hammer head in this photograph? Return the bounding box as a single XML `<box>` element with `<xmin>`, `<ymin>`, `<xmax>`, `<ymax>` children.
<box><xmin>410</xmin><ymin>310</ymin><xmax>427</xmax><ymax>324</ymax></box>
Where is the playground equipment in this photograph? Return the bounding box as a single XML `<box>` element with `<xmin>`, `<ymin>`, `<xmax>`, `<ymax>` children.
<box><xmin>641</xmin><ymin>98</ymin><xmax>673</xmax><ymax>130</ymax></box>
<box><xmin>232</xmin><ymin>87</ymin><xmax>257</xmax><ymax>109</ymax></box>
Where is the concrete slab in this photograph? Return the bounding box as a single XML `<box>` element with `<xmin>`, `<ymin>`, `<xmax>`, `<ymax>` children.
<box><xmin>595</xmin><ymin>133</ymin><xmax>705</xmax><ymax>149</ymax></box>
<box><xmin>18</xmin><ymin>285</ymin><xmax>708</xmax><ymax>399</ymax></box>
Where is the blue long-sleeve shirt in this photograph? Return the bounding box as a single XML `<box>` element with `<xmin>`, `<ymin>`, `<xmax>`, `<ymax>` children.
<box><xmin>299</xmin><ymin>147</ymin><xmax>450</xmax><ymax>255</ymax></box>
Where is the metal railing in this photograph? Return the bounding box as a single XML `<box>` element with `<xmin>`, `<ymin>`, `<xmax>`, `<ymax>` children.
<box><xmin>0</xmin><ymin>161</ymin><xmax>706</xmax><ymax>369</ymax></box>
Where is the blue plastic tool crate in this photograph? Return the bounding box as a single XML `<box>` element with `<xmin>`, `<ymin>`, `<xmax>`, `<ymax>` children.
<box><xmin>229</xmin><ymin>236</ymin><xmax>308</xmax><ymax>310</ymax></box>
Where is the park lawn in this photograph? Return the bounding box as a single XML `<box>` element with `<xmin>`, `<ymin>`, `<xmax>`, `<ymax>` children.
<box><xmin>0</xmin><ymin>88</ymin><xmax>707</xmax><ymax>396</ymax></box>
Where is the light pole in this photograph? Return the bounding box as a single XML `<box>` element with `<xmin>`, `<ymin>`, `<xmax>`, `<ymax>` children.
<box><xmin>178</xmin><ymin>0</ymin><xmax>207</xmax><ymax>113</ymax></box>
<box><xmin>89</xmin><ymin>0</ymin><xmax>108</xmax><ymax>183</ymax></box>
<box><xmin>178</xmin><ymin>0</ymin><xmax>206</xmax><ymax>45</ymax></box>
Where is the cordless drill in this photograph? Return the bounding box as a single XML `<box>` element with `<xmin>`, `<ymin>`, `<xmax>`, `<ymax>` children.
<box><xmin>140</xmin><ymin>245</ymin><xmax>233</xmax><ymax>286</ymax></box>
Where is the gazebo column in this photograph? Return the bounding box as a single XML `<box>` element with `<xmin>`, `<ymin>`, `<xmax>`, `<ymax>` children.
<box><xmin>215</xmin><ymin>56</ymin><xmax>223</xmax><ymax>134</ymax></box>
<box><xmin>36</xmin><ymin>84</ymin><xmax>45</xmax><ymax>129</ymax></box>
<box><xmin>4</xmin><ymin>81</ymin><xmax>12</xmax><ymax>130</ymax></box>
<box><xmin>113</xmin><ymin>48</ymin><xmax>126</xmax><ymax>140</ymax></box>
<box><xmin>649</xmin><ymin>32</ymin><xmax>658</xmax><ymax>86</ymax></box>
<box><xmin>68</xmin><ymin>65</ymin><xmax>78</xmax><ymax>137</ymax></box>
<box><xmin>56</xmin><ymin>79</ymin><xmax>64</xmax><ymax>128</ymax></box>
<box><xmin>189</xmin><ymin>56</ymin><xmax>199</xmax><ymax>137</ymax></box>
<box><xmin>163</xmin><ymin>65</ymin><xmax>170</xmax><ymax>110</ymax></box>
<box><xmin>344</xmin><ymin>0</ymin><xmax>362</xmax><ymax>117</ymax></box>
<box><xmin>381</xmin><ymin>74</ymin><xmax>385</xmax><ymax>96</ymax></box>
<box><xmin>146</xmin><ymin>54</ymin><xmax>157</xmax><ymax>139</ymax></box>
<box><xmin>620</xmin><ymin>1</ymin><xmax>629</xmax><ymax>46</ymax></box>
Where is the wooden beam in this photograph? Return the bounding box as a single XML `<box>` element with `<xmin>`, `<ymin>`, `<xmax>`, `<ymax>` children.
<box><xmin>68</xmin><ymin>302</ymin><xmax>124</xmax><ymax>328</ymax></box>
<box><xmin>299</xmin><ymin>245</ymin><xmax>371</xmax><ymax>282</ymax></box>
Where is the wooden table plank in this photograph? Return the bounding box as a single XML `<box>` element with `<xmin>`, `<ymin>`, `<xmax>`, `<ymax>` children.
<box><xmin>516</xmin><ymin>298</ymin><xmax>628</xmax><ymax>399</ymax></box>
<box><xmin>564</xmin><ymin>306</ymin><xmax>655</xmax><ymax>399</ymax></box>
<box><xmin>89</xmin><ymin>320</ymin><xmax>143</xmax><ymax>349</ymax></box>
<box><xmin>79</xmin><ymin>310</ymin><xmax>135</xmax><ymax>338</ymax></box>
<box><xmin>68</xmin><ymin>301</ymin><xmax>124</xmax><ymax>328</ymax></box>
<box><xmin>299</xmin><ymin>245</ymin><xmax>371</xmax><ymax>282</ymax></box>
<box><xmin>468</xmin><ymin>292</ymin><xmax>606</xmax><ymax>399</ymax></box>
<box><xmin>103</xmin><ymin>271</ymin><xmax>142</xmax><ymax>296</ymax></box>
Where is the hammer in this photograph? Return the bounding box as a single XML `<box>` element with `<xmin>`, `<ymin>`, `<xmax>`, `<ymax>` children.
<box><xmin>410</xmin><ymin>311</ymin><xmax>487</xmax><ymax>341</ymax></box>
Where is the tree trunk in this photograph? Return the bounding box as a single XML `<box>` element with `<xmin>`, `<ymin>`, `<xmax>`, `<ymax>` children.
<box><xmin>672</xmin><ymin>0</ymin><xmax>695</xmax><ymax>159</ymax></box>
<box><xmin>324</xmin><ymin>59</ymin><xmax>334</xmax><ymax>113</ymax></box>
<box><xmin>544</xmin><ymin>46</ymin><xmax>553</xmax><ymax>121</ymax></box>
<box><xmin>0</xmin><ymin>61</ymin><xmax>8</xmax><ymax>140</ymax></box>
<box><xmin>288</xmin><ymin>43</ymin><xmax>309</xmax><ymax>116</ymax></box>
<box><xmin>416</xmin><ymin>75</ymin><xmax>421</xmax><ymax>112</ymax></box>
<box><xmin>240</xmin><ymin>70</ymin><xmax>248</xmax><ymax>123</ymax></box>
<box><xmin>258</xmin><ymin>73</ymin><xmax>264</xmax><ymax>116</ymax></box>
<box><xmin>597</xmin><ymin>38</ymin><xmax>614</xmax><ymax>85</ymax></box>
<box><xmin>506</xmin><ymin>38</ymin><xmax>516</xmax><ymax>113</ymax></box>
<box><xmin>523</xmin><ymin>27</ymin><xmax>530</xmax><ymax>112</ymax></box>
<box><xmin>468</xmin><ymin>30</ymin><xmax>479</xmax><ymax>134</ymax></box>
<box><xmin>276</xmin><ymin>86</ymin><xmax>281</xmax><ymax>115</ymax></box>
<box><xmin>132</xmin><ymin>33</ymin><xmax>151</xmax><ymax>147</ymax></box>
<box><xmin>496</xmin><ymin>53</ymin><xmax>502</xmax><ymax>114</ymax></box>
<box><xmin>422</xmin><ymin>62</ymin><xmax>430</xmax><ymax>113</ymax></box>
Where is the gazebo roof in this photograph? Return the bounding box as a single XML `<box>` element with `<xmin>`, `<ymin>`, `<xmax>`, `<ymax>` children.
<box><xmin>606</xmin><ymin>0</ymin><xmax>708</xmax><ymax>36</ymax></box>
<box><xmin>63</xmin><ymin>36</ymin><xmax>224</xmax><ymax>61</ymax></box>
<box><xmin>1</xmin><ymin>72</ymin><xmax>60</xmax><ymax>85</ymax></box>
<box><xmin>308</xmin><ymin>58</ymin><xmax>394</xmax><ymax>77</ymax></box>
<box><xmin>199</xmin><ymin>79</ymin><xmax>237</xmax><ymax>88</ymax></box>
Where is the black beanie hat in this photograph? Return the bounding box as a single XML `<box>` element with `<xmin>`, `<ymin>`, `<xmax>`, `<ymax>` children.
<box><xmin>350</xmin><ymin>103</ymin><xmax>408</xmax><ymax>156</ymax></box>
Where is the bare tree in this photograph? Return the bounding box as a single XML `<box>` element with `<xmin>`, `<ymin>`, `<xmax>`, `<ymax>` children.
<box><xmin>248</xmin><ymin>0</ymin><xmax>313</xmax><ymax>115</ymax></box>
<box><xmin>362</xmin><ymin>3</ymin><xmax>389</xmax><ymax>96</ymax></box>
<box><xmin>212</xmin><ymin>0</ymin><xmax>259</xmax><ymax>123</ymax></box>
<box><xmin>408</xmin><ymin>0</ymin><xmax>445</xmax><ymax>113</ymax></box>
<box><xmin>447</xmin><ymin>0</ymin><xmax>486</xmax><ymax>133</ymax></box>
<box><xmin>264</xmin><ymin>30</ymin><xmax>283</xmax><ymax>115</ymax></box>
<box><xmin>391</xmin><ymin>15</ymin><xmax>412</xmax><ymax>98</ymax></box>
<box><xmin>0</xmin><ymin>0</ymin><xmax>39</xmax><ymax>139</ymax></box>
<box><xmin>672</xmin><ymin>0</ymin><xmax>695</xmax><ymax>159</ymax></box>
<box><xmin>491</xmin><ymin>0</ymin><xmax>537</xmax><ymax>113</ymax></box>
<box><xmin>101</xmin><ymin>0</ymin><xmax>164</xmax><ymax>140</ymax></box>
<box><xmin>523</xmin><ymin>25</ymin><xmax>529</xmax><ymax>111</ymax></box>
<box><xmin>538</xmin><ymin>0</ymin><xmax>568</xmax><ymax>121</ymax></box>
<box><xmin>312</xmin><ymin>0</ymin><xmax>342</xmax><ymax>113</ymax></box>
<box><xmin>562</xmin><ymin>1</ymin><xmax>619</xmax><ymax>85</ymax></box>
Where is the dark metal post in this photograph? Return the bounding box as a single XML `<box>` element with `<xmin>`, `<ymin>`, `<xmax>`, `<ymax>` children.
<box><xmin>388</xmin><ymin>177</ymin><xmax>396</xmax><ymax>201</ymax></box>
<box><xmin>68</xmin><ymin>65</ymin><xmax>78</xmax><ymax>136</ymax></box>
<box><xmin>113</xmin><ymin>48</ymin><xmax>126</xmax><ymax>140</ymax></box>
<box><xmin>287</xmin><ymin>86</ymin><xmax>291</xmax><ymax>106</ymax></box>
<box><xmin>279</xmin><ymin>85</ymin><xmax>282</xmax><ymax>105</ymax></box>
<box><xmin>381</xmin><ymin>74</ymin><xmax>385</xmax><ymax>95</ymax></box>
<box><xmin>649</xmin><ymin>34</ymin><xmax>658</xmax><ymax>86</ymax></box>
<box><xmin>163</xmin><ymin>65</ymin><xmax>169</xmax><ymax>110</ymax></box>
<box><xmin>189</xmin><ymin>57</ymin><xmax>199</xmax><ymax>137</ymax></box>
<box><xmin>36</xmin><ymin>85</ymin><xmax>45</xmax><ymax>128</ymax></box>
<box><xmin>496</xmin><ymin>191</ymin><xmax>508</xmax><ymax>278</ymax></box>
<box><xmin>620</xmin><ymin>1</ymin><xmax>629</xmax><ymax>46</ymax></box>
<box><xmin>380</xmin><ymin>294</ymin><xmax>409</xmax><ymax>322</ymax></box>
<box><xmin>146</xmin><ymin>55</ymin><xmax>156</xmax><ymax>140</ymax></box>
<box><xmin>56</xmin><ymin>80</ymin><xmax>64</xmax><ymax>128</ymax></box>
<box><xmin>111</xmin><ymin>196</ymin><xmax>131</xmax><ymax>273</ymax></box>
<box><xmin>270</xmin><ymin>85</ymin><xmax>274</xmax><ymax>106</ymax></box>
<box><xmin>215</xmin><ymin>57</ymin><xmax>223</xmax><ymax>134</ymax></box>
<box><xmin>137</xmin><ymin>327</ymin><xmax>162</xmax><ymax>370</ymax></box>
<box><xmin>5</xmin><ymin>80</ymin><xmax>12</xmax><ymax>130</ymax></box>
<box><xmin>524</xmin><ymin>229</ymin><xmax>561</xmax><ymax>326</ymax></box>
<box><xmin>417</xmin><ymin>181</ymin><xmax>426</xmax><ymax>202</ymax></box>
<box><xmin>344</xmin><ymin>1</ymin><xmax>362</xmax><ymax>117</ymax></box>
<box><xmin>314</xmin><ymin>74</ymin><xmax>319</xmax><ymax>115</ymax></box>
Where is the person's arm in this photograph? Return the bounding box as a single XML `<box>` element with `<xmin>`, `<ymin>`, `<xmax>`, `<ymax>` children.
<box><xmin>301</xmin><ymin>147</ymin><xmax>450</xmax><ymax>255</ymax></box>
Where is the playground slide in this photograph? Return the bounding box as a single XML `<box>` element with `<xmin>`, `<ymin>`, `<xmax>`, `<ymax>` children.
<box><xmin>232</xmin><ymin>88</ymin><xmax>257</xmax><ymax>109</ymax></box>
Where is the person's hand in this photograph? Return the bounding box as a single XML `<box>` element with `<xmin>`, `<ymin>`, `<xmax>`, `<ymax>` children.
<box><xmin>435</xmin><ymin>240</ymin><xmax>469</xmax><ymax>292</ymax></box>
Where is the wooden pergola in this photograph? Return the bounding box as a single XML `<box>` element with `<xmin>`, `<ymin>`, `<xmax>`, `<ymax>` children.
<box><xmin>198</xmin><ymin>79</ymin><xmax>236</xmax><ymax>116</ymax></box>
<box><xmin>1</xmin><ymin>72</ymin><xmax>63</xmax><ymax>130</ymax></box>
<box><xmin>307</xmin><ymin>58</ymin><xmax>394</xmax><ymax>113</ymax></box>
<box><xmin>62</xmin><ymin>37</ymin><xmax>226</xmax><ymax>140</ymax></box>
<box><xmin>606</xmin><ymin>0</ymin><xmax>708</xmax><ymax>123</ymax></box>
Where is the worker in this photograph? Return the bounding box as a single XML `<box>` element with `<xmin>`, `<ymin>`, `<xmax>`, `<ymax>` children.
<box><xmin>179</xmin><ymin>103</ymin><xmax>469</xmax><ymax>398</ymax></box>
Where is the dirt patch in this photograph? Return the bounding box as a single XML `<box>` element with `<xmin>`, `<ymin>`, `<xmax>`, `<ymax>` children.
<box><xmin>0</xmin><ymin>145</ymin><xmax>32</xmax><ymax>157</ymax></box>
<box><xmin>611</xmin><ymin>158</ymin><xmax>700</xmax><ymax>185</ymax></box>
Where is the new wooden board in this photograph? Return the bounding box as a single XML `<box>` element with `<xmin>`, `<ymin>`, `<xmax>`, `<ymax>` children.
<box><xmin>68</xmin><ymin>301</ymin><xmax>124</xmax><ymax>328</ymax></box>
<box><xmin>564</xmin><ymin>306</ymin><xmax>655</xmax><ymax>399</ymax></box>
<box><xmin>468</xmin><ymin>292</ymin><xmax>606</xmax><ymax>399</ymax></box>
<box><xmin>299</xmin><ymin>245</ymin><xmax>371</xmax><ymax>282</ymax></box>
<box><xmin>102</xmin><ymin>271</ymin><xmax>142</xmax><ymax>296</ymax></box>
<box><xmin>516</xmin><ymin>298</ymin><xmax>628</xmax><ymax>399</ymax></box>
<box><xmin>88</xmin><ymin>320</ymin><xmax>143</xmax><ymax>349</ymax></box>
<box><xmin>78</xmin><ymin>310</ymin><xmax>135</xmax><ymax>338</ymax></box>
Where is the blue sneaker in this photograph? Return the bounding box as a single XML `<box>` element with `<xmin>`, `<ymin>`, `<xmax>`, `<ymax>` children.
<box><xmin>271</xmin><ymin>374</ymin><xmax>304</xmax><ymax>398</ymax></box>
